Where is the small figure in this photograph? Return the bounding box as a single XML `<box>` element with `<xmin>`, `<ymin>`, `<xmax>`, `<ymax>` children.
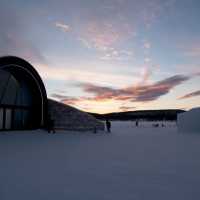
<box><xmin>153</xmin><ymin>123</ymin><xmax>159</xmax><ymax>128</ymax></box>
<box><xmin>93</xmin><ymin>126</ymin><xmax>97</xmax><ymax>134</ymax></box>
<box><xmin>47</xmin><ymin>116</ymin><xmax>55</xmax><ymax>134</ymax></box>
<box><xmin>50</xmin><ymin>119</ymin><xmax>56</xmax><ymax>134</ymax></box>
<box><xmin>106</xmin><ymin>119</ymin><xmax>111</xmax><ymax>133</ymax></box>
<box><xmin>135</xmin><ymin>120</ymin><xmax>139</xmax><ymax>127</ymax></box>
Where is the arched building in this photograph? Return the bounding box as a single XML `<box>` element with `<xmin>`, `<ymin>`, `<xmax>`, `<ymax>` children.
<box><xmin>0</xmin><ymin>56</ymin><xmax>48</xmax><ymax>130</ymax></box>
<box><xmin>0</xmin><ymin>56</ymin><xmax>104</xmax><ymax>132</ymax></box>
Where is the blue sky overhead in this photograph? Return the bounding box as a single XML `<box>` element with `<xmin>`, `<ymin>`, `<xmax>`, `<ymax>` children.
<box><xmin>0</xmin><ymin>0</ymin><xmax>200</xmax><ymax>113</ymax></box>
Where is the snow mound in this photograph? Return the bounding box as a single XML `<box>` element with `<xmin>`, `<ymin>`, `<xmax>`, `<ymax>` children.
<box><xmin>48</xmin><ymin>99</ymin><xmax>104</xmax><ymax>131</ymax></box>
<box><xmin>177</xmin><ymin>107</ymin><xmax>200</xmax><ymax>133</ymax></box>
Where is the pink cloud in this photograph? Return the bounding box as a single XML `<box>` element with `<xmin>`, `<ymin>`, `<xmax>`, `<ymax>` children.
<box><xmin>80</xmin><ymin>75</ymin><xmax>190</xmax><ymax>102</ymax></box>
<box><xmin>179</xmin><ymin>90</ymin><xmax>200</xmax><ymax>100</ymax></box>
<box><xmin>51</xmin><ymin>94</ymin><xmax>81</xmax><ymax>105</ymax></box>
<box><xmin>120</xmin><ymin>106</ymin><xmax>137</xmax><ymax>112</ymax></box>
<box><xmin>52</xmin><ymin>74</ymin><xmax>191</xmax><ymax>107</ymax></box>
<box><xmin>80</xmin><ymin>21</ymin><xmax>134</xmax><ymax>51</ymax></box>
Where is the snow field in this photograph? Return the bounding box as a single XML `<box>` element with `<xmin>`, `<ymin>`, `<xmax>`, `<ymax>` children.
<box><xmin>0</xmin><ymin>121</ymin><xmax>200</xmax><ymax>200</ymax></box>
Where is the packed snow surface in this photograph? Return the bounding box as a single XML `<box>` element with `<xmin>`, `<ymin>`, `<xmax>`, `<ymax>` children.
<box><xmin>1</xmin><ymin>121</ymin><xmax>200</xmax><ymax>200</ymax></box>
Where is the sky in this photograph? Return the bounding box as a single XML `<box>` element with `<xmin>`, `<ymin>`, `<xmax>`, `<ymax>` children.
<box><xmin>0</xmin><ymin>0</ymin><xmax>200</xmax><ymax>113</ymax></box>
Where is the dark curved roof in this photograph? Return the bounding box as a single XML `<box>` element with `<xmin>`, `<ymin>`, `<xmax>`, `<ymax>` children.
<box><xmin>0</xmin><ymin>56</ymin><xmax>48</xmax><ymax>128</ymax></box>
<box><xmin>0</xmin><ymin>56</ymin><xmax>47</xmax><ymax>99</ymax></box>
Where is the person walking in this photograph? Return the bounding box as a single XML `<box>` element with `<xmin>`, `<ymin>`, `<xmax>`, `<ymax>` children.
<box><xmin>47</xmin><ymin>116</ymin><xmax>55</xmax><ymax>134</ymax></box>
<box><xmin>93</xmin><ymin>126</ymin><xmax>97</xmax><ymax>134</ymax></box>
<box><xmin>106</xmin><ymin>119</ymin><xmax>111</xmax><ymax>133</ymax></box>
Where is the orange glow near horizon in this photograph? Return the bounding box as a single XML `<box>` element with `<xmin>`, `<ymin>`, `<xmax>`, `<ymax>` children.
<box><xmin>1</xmin><ymin>0</ymin><xmax>200</xmax><ymax>113</ymax></box>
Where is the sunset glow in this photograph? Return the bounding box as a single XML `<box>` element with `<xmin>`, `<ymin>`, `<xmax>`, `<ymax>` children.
<box><xmin>1</xmin><ymin>0</ymin><xmax>200</xmax><ymax>113</ymax></box>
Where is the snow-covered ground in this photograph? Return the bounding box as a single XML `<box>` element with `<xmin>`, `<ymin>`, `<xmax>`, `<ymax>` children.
<box><xmin>0</xmin><ymin>121</ymin><xmax>200</xmax><ymax>200</ymax></box>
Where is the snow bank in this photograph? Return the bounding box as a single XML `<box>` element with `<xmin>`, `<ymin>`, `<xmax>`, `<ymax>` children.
<box><xmin>178</xmin><ymin>107</ymin><xmax>200</xmax><ymax>133</ymax></box>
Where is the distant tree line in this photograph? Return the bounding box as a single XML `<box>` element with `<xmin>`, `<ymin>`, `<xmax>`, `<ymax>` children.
<box><xmin>89</xmin><ymin>109</ymin><xmax>185</xmax><ymax>121</ymax></box>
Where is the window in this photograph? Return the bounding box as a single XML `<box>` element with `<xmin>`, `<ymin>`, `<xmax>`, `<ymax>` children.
<box><xmin>0</xmin><ymin>108</ymin><xmax>3</xmax><ymax>129</ymax></box>
<box><xmin>5</xmin><ymin>109</ymin><xmax>12</xmax><ymax>129</ymax></box>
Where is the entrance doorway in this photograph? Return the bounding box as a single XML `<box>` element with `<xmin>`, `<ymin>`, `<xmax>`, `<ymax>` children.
<box><xmin>5</xmin><ymin>108</ymin><xmax>11</xmax><ymax>129</ymax></box>
<box><xmin>0</xmin><ymin>106</ymin><xmax>33</xmax><ymax>131</ymax></box>
<box><xmin>0</xmin><ymin>108</ymin><xmax>3</xmax><ymax>129</ymax></box>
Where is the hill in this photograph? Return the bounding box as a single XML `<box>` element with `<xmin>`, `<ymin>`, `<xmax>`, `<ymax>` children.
<box><xmin>89</xmin><ymin>109</ymin><xmax>185</xmax><ymax>121</ymax></box>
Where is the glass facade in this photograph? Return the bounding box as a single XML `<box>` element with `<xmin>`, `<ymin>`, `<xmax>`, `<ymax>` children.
<box><xmin>0</xmin><ymin>108</ymin><xmax>3</xmax><ymax>129</ymax></box>
<box><xmin>0</xmin><ymin>56</ymin><xmax>48</xmax><ymax>131</ymax></box>
<box><xmin>0</xmin><ymin>69</ymin><xmax>40</xmax><ymax>130</ymax></box>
